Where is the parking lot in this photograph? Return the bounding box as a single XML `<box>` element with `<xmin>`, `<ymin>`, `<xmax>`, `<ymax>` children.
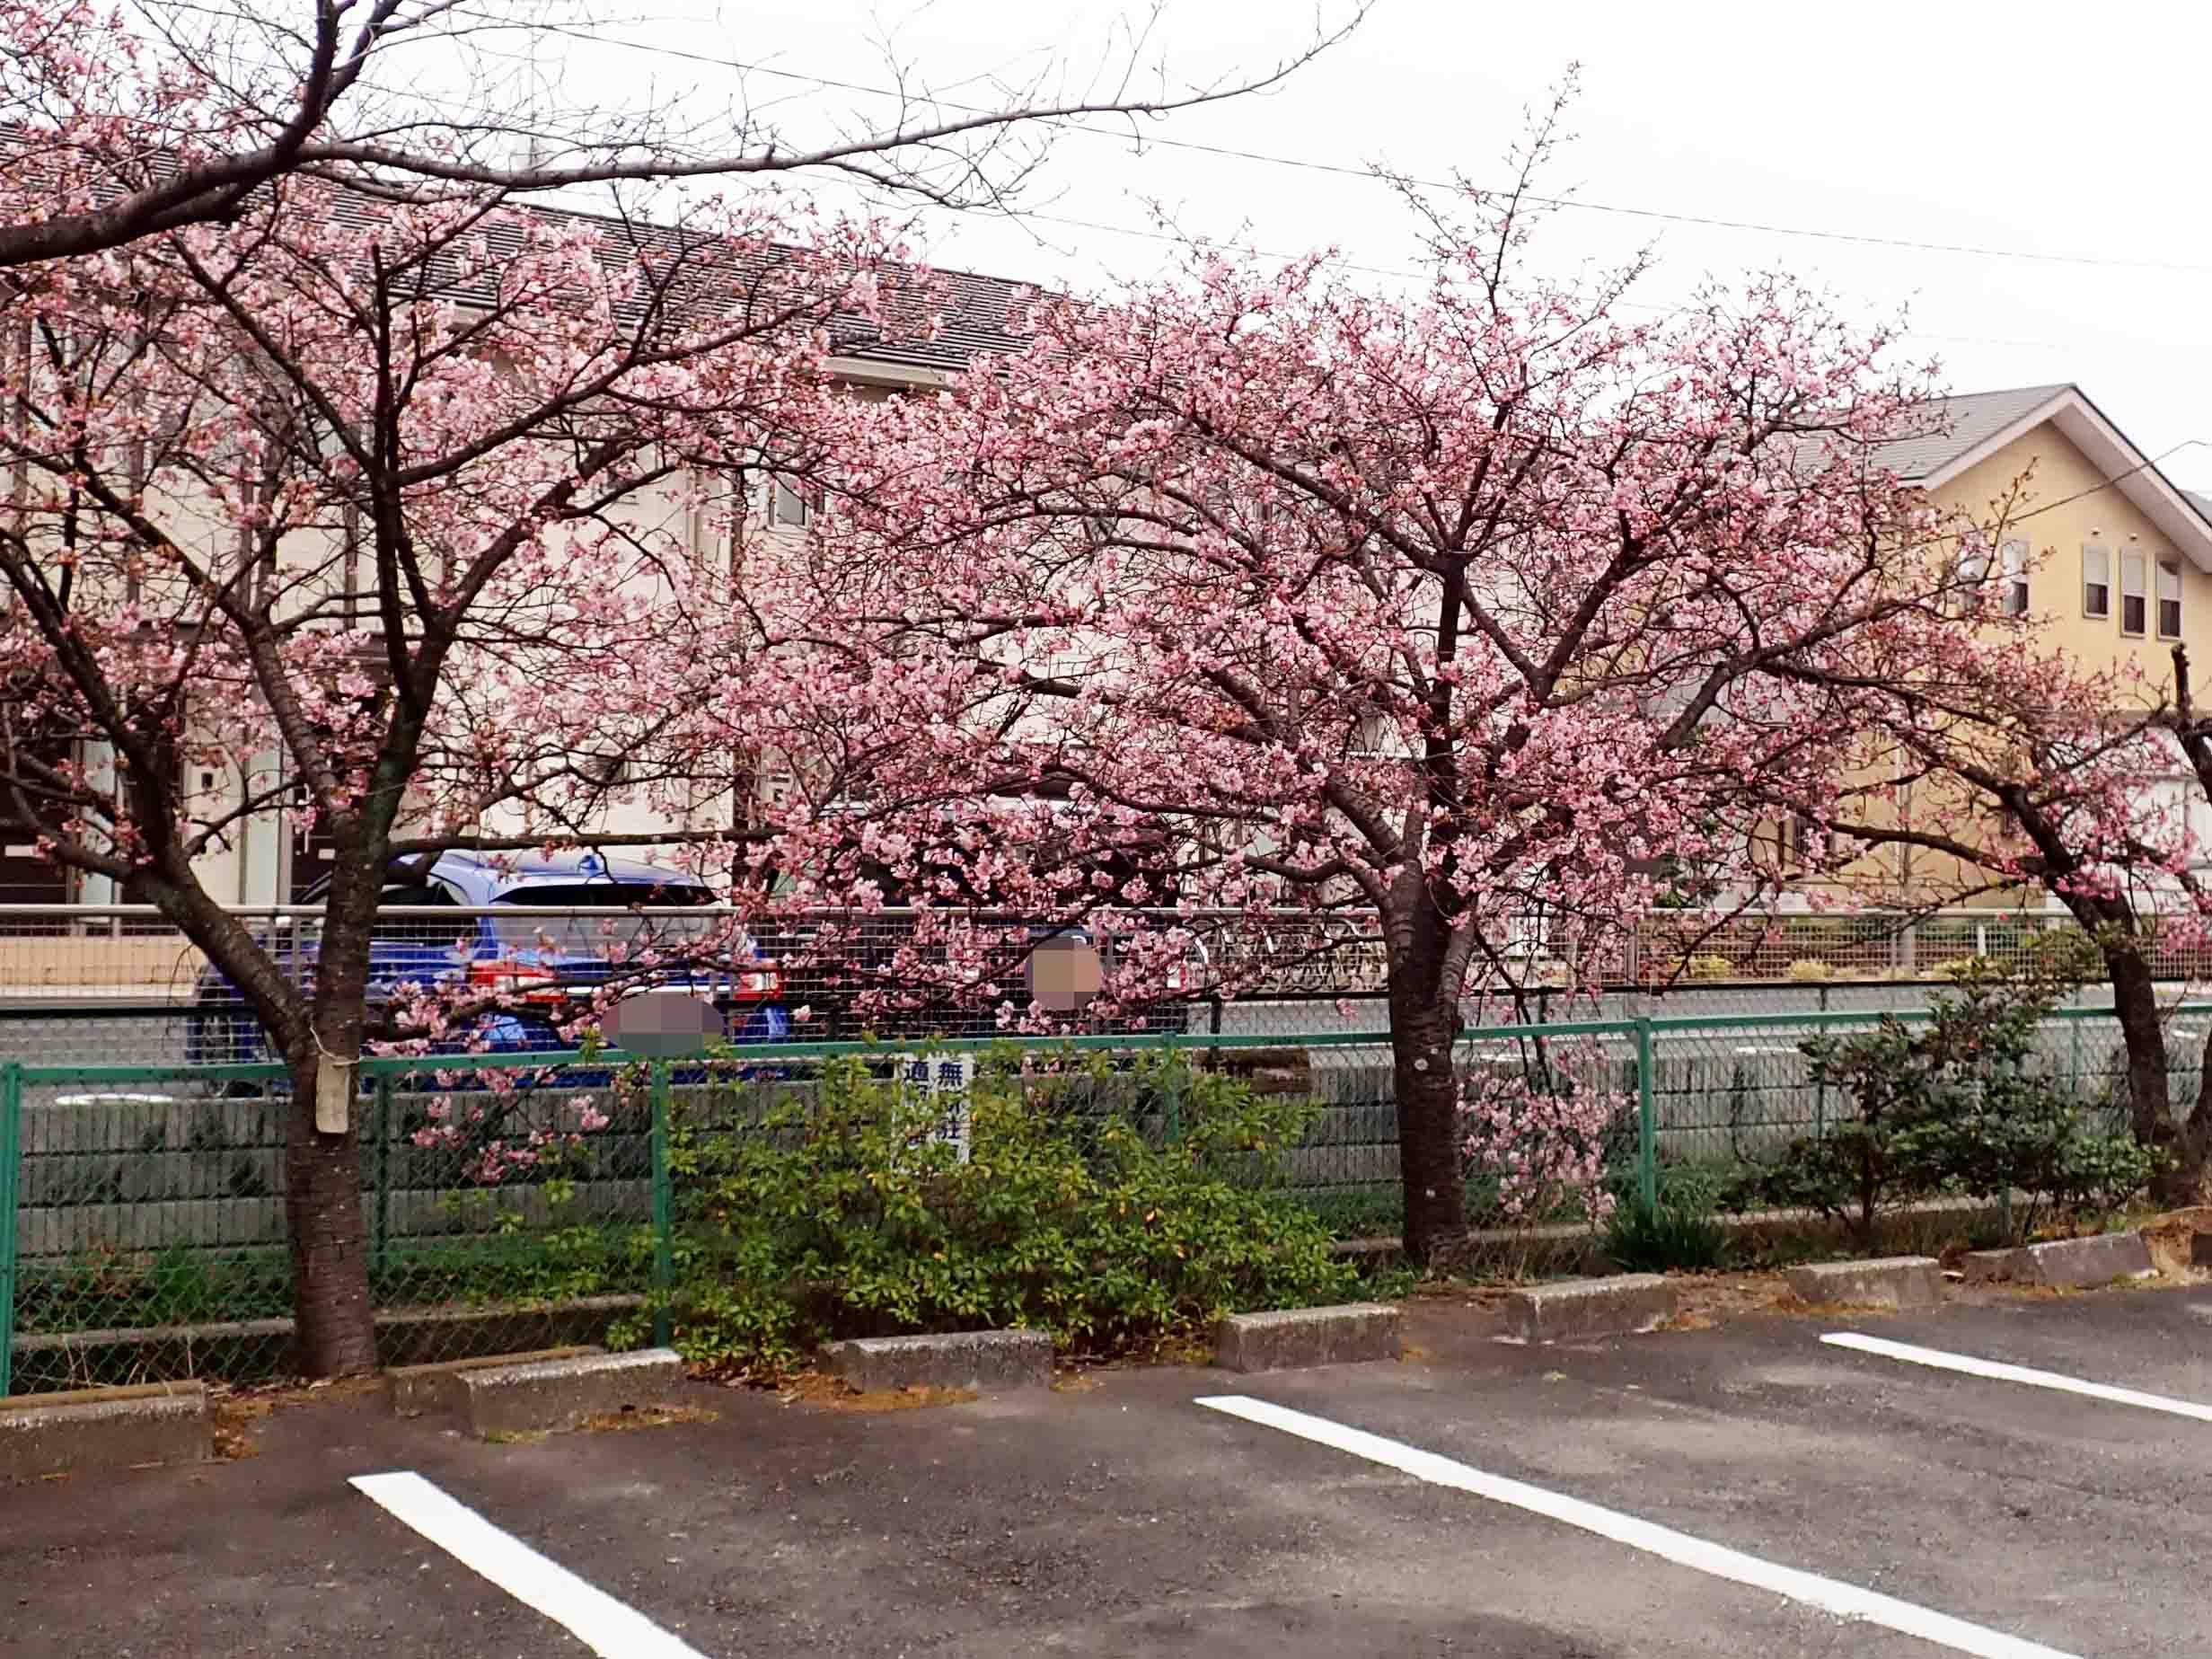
<box><xmin>4</xmin><ymin>1280</ymin><xmax>2208</xmax><ymax>1658</ymax></box>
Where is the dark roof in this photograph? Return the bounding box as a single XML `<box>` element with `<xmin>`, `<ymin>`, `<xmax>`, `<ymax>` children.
<box><xmin>1867</xmin><ymin>384</ymin><xmax>2071</xmax><ymax>481</ymax></box>
<box><xmin>304</xmin><ymin>180</ymin><xmax>1043</xmax><ymax>378</ymax></box>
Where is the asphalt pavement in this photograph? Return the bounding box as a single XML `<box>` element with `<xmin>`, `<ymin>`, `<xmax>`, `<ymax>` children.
<box><xmin>4</xmin><ymin>1279</ymin><xmax>2209</xmax><ymax>1656</ymax></box>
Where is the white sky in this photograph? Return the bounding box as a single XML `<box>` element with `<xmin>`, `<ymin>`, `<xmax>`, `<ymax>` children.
<box><xmin>509</xmin><ymin>0</ymin><xmax>2212</xmax><ymax>486</ymax></box>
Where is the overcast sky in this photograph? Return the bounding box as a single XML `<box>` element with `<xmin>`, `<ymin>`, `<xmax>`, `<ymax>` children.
<box><xmin>522</xmin><ymin>0</ymin><xmax>2212</xmax><ymax>486</ymax></box>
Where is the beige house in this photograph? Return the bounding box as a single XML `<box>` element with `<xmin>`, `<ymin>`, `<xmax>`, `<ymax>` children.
<box><xmin>1886</xmin><ymin>383</ymin><xmax>2212</xmax><ymax>675</ymax></box>
<box><xmin>1815</xmin><ymin>383</ymin><xmax>2212</xmax><ymax>907</ymax></box>
<box><xmin>0</xmin><ymin>251</ymin><xmax>1035</xmax><ymax>911</ymax></box>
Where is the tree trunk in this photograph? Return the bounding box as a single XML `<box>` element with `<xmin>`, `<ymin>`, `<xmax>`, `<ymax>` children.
<box><xmin>2175</xmin><ymin>1030</ymin><xmax>2212</xmax><ymax>1207</ymax></box>
<box><xmin>281</xmin><ymin>844</ymin><xmax>382</xmax><ymax>1376</ymax></box>
<box><xmin>1388</xmin><ymin>910</ymin><xmax>1467</xmax><ymax>1264</ymax></box>
<box><xmin>282</xmin><ymin>1054</ymin><xmax>377</xmax><ymax>1376</ymax></box>
<box><xmin>2102</xmin><ymin>947</ymin><xmax>2186</xmax><ymax>1198</ymax></box>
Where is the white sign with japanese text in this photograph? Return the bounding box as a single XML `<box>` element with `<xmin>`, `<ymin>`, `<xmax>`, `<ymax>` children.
<box><xmin>894</xmin><ymin>1050</ymin><xmax>975</xmax><ymax>1162</ymax></box>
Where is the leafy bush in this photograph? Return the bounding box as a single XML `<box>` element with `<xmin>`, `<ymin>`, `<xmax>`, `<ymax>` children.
<box><xmin>657</xmin><ymin>1052</ymin><xmax>1354</xmax><ymax>1373</ymax></box>
<box><xmin>1928</xmin><ymin>954</ymin><xmax>1990</xmax><ymax>981</ymax></box>
<box><xmin>1755</xmin><ymin>958</ymin><xmax>2153</xmax><ymax>1245</ymax></box>
<box><xmin>1785</xmin><ymin>957</ymin><xmax>1834</xmax><ymax>982</ymax></box>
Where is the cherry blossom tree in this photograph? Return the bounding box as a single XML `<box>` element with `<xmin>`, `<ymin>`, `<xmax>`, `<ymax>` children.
<box><xmin>0</xmin><ymin>0</ymin><xmax>1365</xmax><ymax>269</ymax></box>
<box><xmin>0</xmin><ymin>0</ymin><xmax>1366</xmax><ymax>1376</ymax></box>
<box><xmin>1819</xmin><ymin>605</ymin><xmax>2212</xmax><ymax>1204</ymax></box>
<box><xmin>0</xmin><ymin>164</ymin><xmax>906</xmax><ymax>1371</ymax></box>
<box><xmin>768</xmin><ymin>107</ymin><xmax>1994</xmax><ymax>1260</ymax></box>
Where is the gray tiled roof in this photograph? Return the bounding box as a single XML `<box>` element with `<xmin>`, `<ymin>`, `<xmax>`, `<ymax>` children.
<box><xmin>1867</xmin><ymin>384</ymin><xmax>2071</xmax><ymax>481</ymax></box>
<box><xmin>313</xmin><ymin>185</ymin><xmax>1043</xmax><ymax>375</ymax></box>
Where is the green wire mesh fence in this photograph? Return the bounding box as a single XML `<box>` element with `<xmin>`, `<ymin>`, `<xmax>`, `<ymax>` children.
<box><xmin>4</xmin><ymin>1006</ymin><xmax>2201</xmax><ymax>1395</ymax></box>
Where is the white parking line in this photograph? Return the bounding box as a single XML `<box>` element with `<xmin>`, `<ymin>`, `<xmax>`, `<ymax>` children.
<box><xmin>350</xmin><ymin>1471</ymin><xmax>708</xmax><ymax>1658</ymax></box>
<box><xmin>1822</xmin><ymin>1331</ymin><xmax>2212</xmax><ymax>1422</ymax></box>
<box><xmin>1196</xmin><ymin>1394</ymin><xmax>2078</xmax><ymax>1659</ymax></box>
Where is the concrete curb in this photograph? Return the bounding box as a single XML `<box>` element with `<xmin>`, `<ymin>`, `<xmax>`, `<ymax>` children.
<box><xmin>1500</xmin><ymin>1275</ymin><xmax>1674</xmax><ymax>1344</ymax></box>
<box><xmin>1961</xmin><ymin>1248</ymin><xmax>2017</xmax><ymax>1284</ymax></box>
<box><xmin>0</xmin><ymin>1381</ymin><xmax>210</xmax><ymax>1480</ymax></box>
<box><xmin>1785</xmin><ymin>1256</ymin><xmax>1943</xmax><ymax>1308</ymax></box>
<box><xmin>9</xmin><ymin>1293</ymin><xmax>647</xmax><ymax>1392</ymax></box>
<box><xmin>387</xmin><ymin>1346</ymin><xmax>602</xmax><ymax>1418</ymax></box>
<box><xmin>1212</xmin><ymin>1304</ymin><xmax>1402</xmax><ymax>1372</ymax></box>
<box><xmin>458</xmin><ymin>1347</ymin><xmax>685</xmax><ymax>1439</ymax></box>
<box><xmin>1328</xmin><ymin>1194</ymin><xmax>2025</xmax><ymax>1261</ymax></box>
<box><xmin>827</xmin><ymin>1329</ymin><xmax>1052</xmax><ymax>1393</ymax></box>
<box><xmin>2009</xmin><ymin>1232</ymin><xmax>2156</xmax><ymax>1289</ymax></box>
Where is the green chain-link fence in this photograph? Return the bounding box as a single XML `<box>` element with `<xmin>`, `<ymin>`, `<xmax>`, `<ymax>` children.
<box><xmin>4</xmin><ymin>1006</ymin><xmax>2203</xmax><ymax>1395</ymax></box>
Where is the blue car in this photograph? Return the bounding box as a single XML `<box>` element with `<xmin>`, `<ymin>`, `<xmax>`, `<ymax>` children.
<box><xmin>184</xmin><ymin>849</ymin><xmax>790</xmax><ymax>1080</ymax></box>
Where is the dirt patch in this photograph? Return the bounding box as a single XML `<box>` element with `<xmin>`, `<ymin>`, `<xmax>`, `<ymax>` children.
<box><xmin>774</xmin><ymin>1371</ymin><xmax>979</xmax><ymax>1413</ymax></box>
<box><xmin>577</xmin><ymin>1402</ymin><xmax>720</xmax><ymax>1433</ymax></box>
<box><xmin>2139</xmin><ymin>1207</ymin><xmax>2212</xmax><ymax>1275</ymax></box>
<box><xmin>1661</xmin><ymin>1271</ymin><xmax>1802</xmax><ymax>1324</ymax></box>
<box><xmin>206</xmin><ymin>1374</ymin><xmax>385</xmax><ymax>1460</ymax></box>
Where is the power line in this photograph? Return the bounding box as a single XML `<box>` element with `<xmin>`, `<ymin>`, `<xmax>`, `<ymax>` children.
<box><xmin>964</xmin><ymin>207</ymin><xmax>2078</xmax><ymax>356</ymax></box>
<box><xmin>427</xmin><ymin>14</ymin><xmax>2132</xmax><ymax>356</ymax></box>
<box><xmin>496</xmin><ymin>17</ymin><xmax>2212</xmax><ymax>278</ymax></box>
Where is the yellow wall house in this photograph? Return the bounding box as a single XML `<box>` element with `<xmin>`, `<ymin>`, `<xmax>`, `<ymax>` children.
<box><xmin>1862</xmin><ymin>383</ymin><xmax>2212</xmax><ymax>907</ymax></box>
<box><xmin>1882</xmin><ymin>383</ymin><xmax>2212</xmax><ymax>675</ymax></box>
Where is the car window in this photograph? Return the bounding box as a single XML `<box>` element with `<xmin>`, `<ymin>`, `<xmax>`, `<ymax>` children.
<box><xmin>370</xmin><ymin>882</ymin><xmax>459</xmax><ymax>945</ymax></box>
<box><xmin>489</xmin><ymin>881</ymin><xmax>719</xmax><ymax>957</ymax></box>
<box><xmin>377</xmin><ymin>883</ymin><xmax>453</xmax><ymax>906</ymax></box>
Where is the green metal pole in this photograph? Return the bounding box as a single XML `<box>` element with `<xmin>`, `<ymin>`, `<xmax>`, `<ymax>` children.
<box><xmin>0</xmin><ymin>1062</ymin><xmax>21</xmax><ymax>1399</ymax></box>
<box><xmin>1635</xmin><ymin>1019</ymin><xmax>1657</xmax><ymax>1212</ymax></box>
<box><xmin>650</xmin><ymin>1061</ymin><xmax>674</xmax><ymax>1350</ymax></box>
<box><xmin>1162</xmin><ymin>1034</ymin><xmax>1183</xmax><ymax>1145</ymax></box>
<box><xmin>371</xmin><ymin>1076</ymin><xmax>392</xmax><ymax>1282</ymax></box>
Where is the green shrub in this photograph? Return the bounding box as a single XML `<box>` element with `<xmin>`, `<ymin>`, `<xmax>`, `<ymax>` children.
<box><xmin>657</xmin><ymin>1051</ymin><xmax>1356</xmax><ymax>1372</ymax></box>
<box><xmin>1755</xmin><ymin>957</ymin><xmax>2153</xmax><ymax>1246</ymax></box>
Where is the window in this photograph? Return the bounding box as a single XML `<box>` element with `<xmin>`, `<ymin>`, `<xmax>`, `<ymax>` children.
<box><xmin>1999</xmin><ymin>539</ymin><xmax>2029</xmax><ymax>617</ymax></box>
<box><xmin>2121</xmin><ymin>549</ymin><xmax>2147</xmax><ymax>635</ymax></box>
<box><xmin>2159</xmin><ymin>557</ymin><xmax>2183</xmax><ymax>638</ymax></box>
<box><xmin>1953</xmin><ymin>543</ymin><xmax>1990</xmax><ymax>614</ymax></box>
<box><xmin>2083</xmin><ymin>543</ymin><xmax>2111</xmax><ymax>618</ymax></box>
<box><xmin>766</xmin><ymin>475</ymin><xmax>814</xmax><ymax>528</ymax></box>
<box><xmin>1786</xmin><ymin>814</ymin><xmax>1826</xmax><ymax>867</ymax></box>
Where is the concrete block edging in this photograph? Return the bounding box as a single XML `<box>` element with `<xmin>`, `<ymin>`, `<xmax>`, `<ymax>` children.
<box><xmin>386</xmin><ymin>1346</ymin><xmax>602</xmax><ymax>1418</ymax></box>
<box><xmin>1500</xmin><ymin>1275</ymin><xmax>1675</xmax><ymax>1345</ymax></box>
<box><xmin>827</xmin><ymin>1329</ymin><xmax>1053</xmax><ymax>1393</ymax></box>
<box><xmin>0</xmin><ymin>1381</ymin><xmax>211</xmax><ymax>1479</ymax></box>
<box><xmin>456</xmin><ymin>1347</ymin><xmax>685</xmax><ymax>1439</ymax></box>
<box><xmin>2010</xmin><ymin>1232</ymin><xmax>2156</xmax><ymax>1289</ymax></box>
<box><xmin>1785</xmin><ymin>1256</ymin><xmax>1943</xmax><ymax>1309</ymax></box>
<box><xmin>1212</xmin><ymin>1303</ymin><xmax>1403</xmax><ymax>1372</ymax></box>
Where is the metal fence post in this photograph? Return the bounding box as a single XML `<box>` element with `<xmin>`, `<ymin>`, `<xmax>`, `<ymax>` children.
<box><xmin>371</xmin><ymin>1076</ymin><xmax>392</xmax><ymax>1282</ymax></box>
<box><xmin>650</xmin><ymin>1060</ymin><xmax>674</xmax><ymax>1349</ymax></box>
<box><xmin>1634</xmin><ymin>1018</ymin><xmax>1657</xmax><ymax>1211</ymax></box>
<box><xmin>1161</xmin><ymin>1034</ymin><xmax>1183</xmax><ymax>1145</ymax></box>
<box><xmin>0</xmin><ymin>1061</ymin><xmax>20</xmax><ymax>1399</ymax></box>
<box><xmin>1814</xmin><ymin>985</ymin><xmax>1829</xmax><ymax>1140</ymax></box>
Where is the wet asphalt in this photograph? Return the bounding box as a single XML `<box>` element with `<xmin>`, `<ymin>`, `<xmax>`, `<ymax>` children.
<box><xmin>4</xmin><ymin>1281</ymin><xmax>2208</xmax><ymax>1657</ymax></box>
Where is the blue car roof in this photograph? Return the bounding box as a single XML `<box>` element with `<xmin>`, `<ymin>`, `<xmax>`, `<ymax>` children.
<box><xmin>423</xmin><ymin>849</ymin><xmax>711</xmax><ymax>898</ymax></box>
